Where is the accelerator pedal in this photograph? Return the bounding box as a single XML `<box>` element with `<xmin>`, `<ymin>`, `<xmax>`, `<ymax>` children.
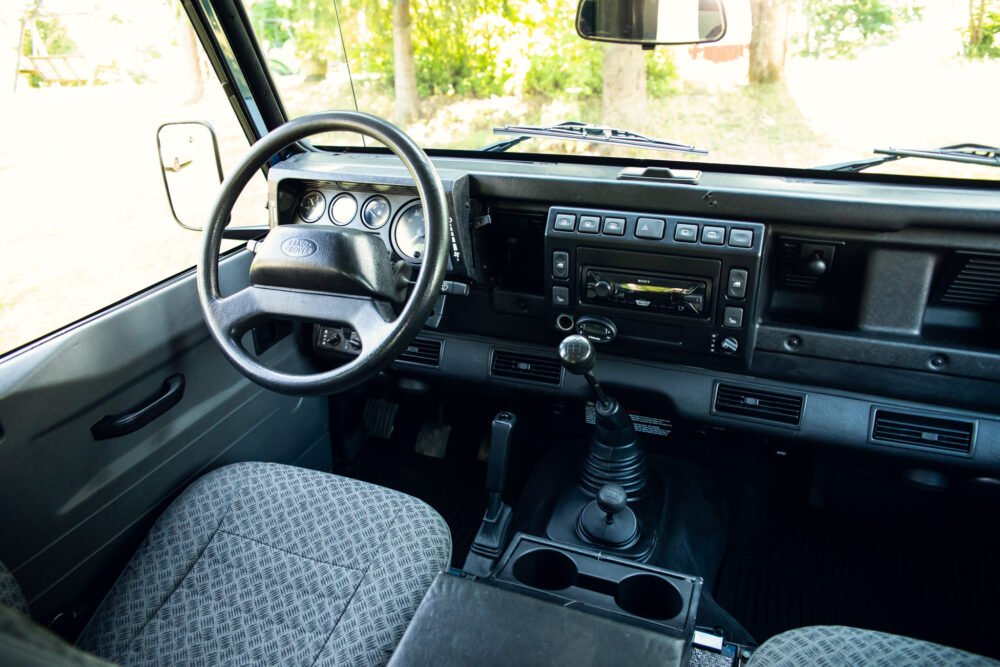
<box><xmin>415</xmin><ymin>422</ymin><xmax>451</xmax><ymax>459</ymax></box>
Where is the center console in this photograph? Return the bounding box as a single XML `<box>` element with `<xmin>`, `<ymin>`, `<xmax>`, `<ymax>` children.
<box><xmin>545</xmin><ymin>207</ymin><xmax>765</xmax><ymax>367</ymax></box>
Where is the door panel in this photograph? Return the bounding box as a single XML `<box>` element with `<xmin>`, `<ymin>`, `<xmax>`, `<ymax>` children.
<box><xmin>0</xmin><ymin>251</ymin><xmax>330</xmax><ymax>624</ymax></box>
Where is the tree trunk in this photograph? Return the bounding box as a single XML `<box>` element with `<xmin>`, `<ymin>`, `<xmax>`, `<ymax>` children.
<box><xmin>177</xmin><ymin>3</ymin><xmax>205</xmax><ymax>106</ymax></box>
<box><xmin>749</xmin><ymin>0</ymin><xmax>790</xmax><ymax>84</ymax></box>
<box><xmin>602</xmin><ymin>44</ymin><xmax>647</xmax><ymax>127</ymax></box>
<box><xmin>392</xmin><ymin>0</ymin><xmax>418</xmax><ymax>124</ymax></box>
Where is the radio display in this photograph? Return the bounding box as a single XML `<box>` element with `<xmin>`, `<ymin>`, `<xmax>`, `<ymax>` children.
<box><xmin>583</xmin><ymin>267</ymin><xmax>709</xmax><ymax>316</ymax></box>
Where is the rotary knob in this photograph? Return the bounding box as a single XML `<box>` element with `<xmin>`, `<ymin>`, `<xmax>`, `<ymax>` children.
<box><xmin>593</xmin><ymin>280</ymin><xmax>614</xmax><ymax>298</ymax></box>
<box><xmin>721</xmin><ymin>337</ymin><xmax>739</xmax><ymax>354</ymax></box>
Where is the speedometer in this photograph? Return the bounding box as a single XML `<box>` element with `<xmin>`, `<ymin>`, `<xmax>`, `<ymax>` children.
<box><xmin>392</xmin><ymin>202</ymin><xmax>425</xmax><ymax>263</ymax></box>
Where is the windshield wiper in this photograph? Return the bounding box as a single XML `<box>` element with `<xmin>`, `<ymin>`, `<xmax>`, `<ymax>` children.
<box><xmin>483</xmin><ymin>121</ymin><xmax>708</xmax><ymax>156</ymax></box>
<box><xmin>818</xmin><ymin>143</ymin><xmax>1000</xmax><ymax>172</ymax></box>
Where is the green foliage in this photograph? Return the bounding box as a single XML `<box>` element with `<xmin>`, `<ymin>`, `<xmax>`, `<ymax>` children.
<box><xmin>246</xmin><ymin>0</ymin><xmax>677</xmax><ymax>101</ymax></box>
<box><xmin>22</xmin><ymin>16</ymin><xmax>77</xmax><ymax>57</ymax></box>
<box><xmin>798</xmin><ymin>0</ymin><xmax>923</xmax><ymax>58</ymax></box>
<box><xmin>964</xmin><ymin>1</ymin><xmax>1000</xmax><ymax>59</ymax></box>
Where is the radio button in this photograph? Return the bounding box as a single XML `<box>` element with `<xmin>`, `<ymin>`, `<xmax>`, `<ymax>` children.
<box><xmin>674</xmin><ymin>223</ymin><xmax>699</xmax><ymax>242</ymax></box>
<box><xmin>723</xmin><ymin>306</ymin><xmax>744</xmax><ymax>328</ymax></box>
<box><xmin>552</xmin><ymin>251</ymin><xmax>570</xmax><ymax>279</ymax></box>
<box><xmin>603</xmin><ymin>217</ymin><xmax>626</xmax><ymax>236</ymax></box>
<box><xmin>554</xmin><ymin>213</ymin><xmax>576</xmax><ymax>231</ymax></box>
<box><xmin>635</xmin><ymin>217</ymin><xmax>665</xmax><ymax>240</ymax></box>
<box><xmin>552</xmin><ymin>286</ymin><xmax>570</xmax><ymax>306</ymax></box>
<box><xmin>729</xmin><ymin>229</ymin><xmax>754</xmax><ymax>248</ymax></box>
<box><xmin>702</xmin><ymin>226</ymin><xmax>726</xmax><ymax>245</ymax></box>
<box><xmin>579</xmin><ymin>215</ymin><xmax>601</xmax><ymax>233</ymax></box>
<box><xmin>727</xmin><ymin>268</ymin><xmax>749</xmax><ymax>299</ymax></box>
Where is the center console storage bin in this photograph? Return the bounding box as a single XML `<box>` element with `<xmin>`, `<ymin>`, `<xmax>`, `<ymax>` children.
<box><xmin>388</xmin><ymin>573</ymin><xmax>688</xmax><ymax>667</ymax></box>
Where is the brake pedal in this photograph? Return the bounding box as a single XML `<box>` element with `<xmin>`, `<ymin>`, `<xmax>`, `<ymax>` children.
<box><xmin>362</xmin><ymin>398</ymin><xmax>398</xmax><ymax>439</ymax></box>
<box><xmin>415</xmin><ymin>422</ymin><xmax>451</xmax><ymax>458</ymax></box>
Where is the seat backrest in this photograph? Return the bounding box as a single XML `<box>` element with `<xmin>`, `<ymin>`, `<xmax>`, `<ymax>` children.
<box><xmin>0</xmin><ymin>561</ymin><xmax>28</xmax><ymax>615</ymax></box>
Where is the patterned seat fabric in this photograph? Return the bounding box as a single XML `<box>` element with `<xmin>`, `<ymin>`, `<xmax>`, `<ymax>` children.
<box><xmin>75</xmin><ymin>463</ymin><xmax>451</xmax><ymax>666</ymax></box>
<box><xmin>0</xmin><ymin>561</ymin><xmax>28</xmax><ymax>615</ymax></box>
<box><xmin>747</xmin><ymin>625</ymin><xmax>998</xmax><ymax>667</ymax></box>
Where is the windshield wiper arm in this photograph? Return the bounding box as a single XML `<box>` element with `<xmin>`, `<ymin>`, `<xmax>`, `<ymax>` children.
<box><xmin>818</xmin><ymin>143</ymin><xmax>1000</xmax><ymax>172</ymax></box>
<box><xmin>483</xmin><ymin>121</ymin><xmax>708</xmax><ymax>156</ymax></box>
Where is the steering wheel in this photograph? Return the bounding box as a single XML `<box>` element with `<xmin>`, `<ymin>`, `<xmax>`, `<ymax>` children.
<box><xmin>197</xmin><ymin>112</ymin><xmax>449</xmax><ymax>395</ymax></box>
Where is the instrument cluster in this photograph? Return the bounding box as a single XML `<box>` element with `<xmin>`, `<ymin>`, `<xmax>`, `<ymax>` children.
<box><xmin>294</xmin><ymin>188</ymin><xmax>426</xmax><ymax>264</ymax></box>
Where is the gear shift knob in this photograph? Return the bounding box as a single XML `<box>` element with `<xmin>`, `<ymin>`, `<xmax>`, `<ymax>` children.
<box><xmin>559</xmin><ymin>335</ymin><xmax>596</xmax><ymax>375</ymax></box>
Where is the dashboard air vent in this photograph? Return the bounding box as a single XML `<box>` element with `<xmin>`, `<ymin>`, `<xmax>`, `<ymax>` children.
<box><xmin>871</xmin><ymin>409</ymin><xmax>975</xmax><ymax>454</ymax></box>
<box><xmin>490</xmin><ymin>350</ymin><xmax>562</xmax><ymax>385</ymax></box>
<box><xmin>939</xmin><ymin>253</ymin><xmax>1000</xmax><ymax>307</ymax></box>
<box><xmin>715</xmin><ymin>383</ymin><xmax>803</xmax><ymax>425</ymax></box>
<box><xmin>398</xmin><ymin>338</ymin><xmax>442</xmax><ymax>367</ymax></box>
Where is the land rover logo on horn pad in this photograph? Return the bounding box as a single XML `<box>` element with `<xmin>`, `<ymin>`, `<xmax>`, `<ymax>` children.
<box><xmin>280</xmin><ymin>237</ymin><xmax>317</xmax><ymax>258</ymax></box>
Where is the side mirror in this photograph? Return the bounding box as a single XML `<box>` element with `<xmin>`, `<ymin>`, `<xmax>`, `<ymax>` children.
<box><xmin>156</xmin><ymin>121</ymin><xmax>224</xmax><ymax>231</ymax></box>
<box><xmin>577</xmin><ymin>0</ymin><xmax>727</xmax><ymax>46</ymax></box>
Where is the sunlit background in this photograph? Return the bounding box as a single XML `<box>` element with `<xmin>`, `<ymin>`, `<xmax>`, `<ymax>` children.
<box><xmin>1</xmin><ymin>0</ymin><xmax>999</xmax><ymax>355</ymax></box>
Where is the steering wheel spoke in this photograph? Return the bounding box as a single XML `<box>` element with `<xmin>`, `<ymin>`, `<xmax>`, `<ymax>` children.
<box><xmin>212</xmin><ymin>286</ymin><xmax>394</xmax><ymax>349</ymax></box>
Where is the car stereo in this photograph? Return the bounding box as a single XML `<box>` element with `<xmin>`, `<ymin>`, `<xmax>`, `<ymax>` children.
<box><xmin>583</xmin><ymin>268</ymin><xmax>708</xmax><ymax>316</ymax></box>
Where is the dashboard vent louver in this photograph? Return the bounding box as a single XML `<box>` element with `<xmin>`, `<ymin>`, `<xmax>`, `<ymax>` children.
<box><xmin>715</xmin><ymin>384</ymin><xmax>803</xmax><ymax>425</ymax></box>
<box><xmin>871</xmin><ymin>409</ymin><xmax>975</xmax><ymax>454</ymax></box>
<box><xmin>397</xmin><ymin>338</ymin><xmax>442</xmax><ymax>367</ymax></box>
<box><xmin>779</xmin><ymin>238</ymin><xmax>821</xmax><ymax>290</ymax></box>
<box><xmin>490</xmin><ymin>350</ymin><xmax>562</xmax><ymax>385</ymax></box>
<box><xmin>939</xmin><ymin>253</ymin><xmax>1000</xmax><ymax>307</ymax></box>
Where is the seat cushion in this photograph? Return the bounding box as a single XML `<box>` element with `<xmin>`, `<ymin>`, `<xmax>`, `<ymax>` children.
<box><xmin>75</xmin><ymin>463</ymin><xmax>451</xmax><ymax>666</ymax></box>
<box><xmin>747</xmin><ymin>625</ymin><xmax>998</xmax><ymax>667</ymax></box>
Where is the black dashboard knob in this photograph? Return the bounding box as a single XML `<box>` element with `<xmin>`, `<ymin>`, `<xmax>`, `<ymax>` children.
<box><xmin>594</xmin><ymin>280</ymin><xmax>614</xmax><ymax>298</ymax></box>
<box><xmin>807</xmin><ymin>251</ymin><xmax>828</xmax><ymax>276</ymax></box>
<box><xmin>596</xmin><ymin>483</ymin><xmax>628</xmax><ymax>518</ymax></box>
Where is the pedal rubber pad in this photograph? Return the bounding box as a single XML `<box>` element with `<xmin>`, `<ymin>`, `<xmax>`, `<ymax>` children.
<box><xmin>415</xmin><ymin>422</ymin><xmax>451</xmax><ymax>458</ymax></box>
<box><xmin>363</xmin><ymin>398</ymin><xmax>398</xmax><ymax>440</ymax></box>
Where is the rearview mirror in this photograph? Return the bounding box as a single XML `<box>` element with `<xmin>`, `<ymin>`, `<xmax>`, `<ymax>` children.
<box><xmin>156</xmin><ymin>121</ymin><xmax>224</xmax><ymax>231</ymax></box>
<box><xmin>577</xmin><ymin>0</ymin><xmax>727</xmax><ymax>46</ymax></box>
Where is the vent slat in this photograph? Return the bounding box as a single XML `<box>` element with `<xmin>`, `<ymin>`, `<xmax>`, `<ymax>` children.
<box><xmin>940</xmin><ymin>253</ymin><xmax>1000</xmax><ymax>307</ymax></box>
<box><xmin>714</xmin><ymin>384</ymin><xmax>803</xmax><ymax>425</ymax></box>
<box><xmin>491</xmin><ymin>351</ymin><xmax>562</xmax><ymax>385</ymax></box>
<box><xmin>397</xmin><ymin>338</ymin><xmax>442</xmax><ymax>367</ymax></box>
<box><xmin>871</xmin><ymin>409</ymin><xmax>974</xmax><ymax>454</ymax></box>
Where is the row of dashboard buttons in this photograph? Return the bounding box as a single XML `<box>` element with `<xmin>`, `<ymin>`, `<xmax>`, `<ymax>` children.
<box><xmin>553</xmin><ymin>213</ymin><xmax>753</xmax><ymax>248</ymax></box>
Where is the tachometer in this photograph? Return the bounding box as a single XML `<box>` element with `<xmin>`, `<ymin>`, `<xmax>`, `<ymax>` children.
<box><xmin>392</xmin><ymin>202</ymin><xmax>425</xmax><ymax>262</ymax></box>
<box><xmin>298</xmin><ymin>190</ymin><xmax>326</xmax><ymax>223</ymax></box>
<box><xmin>361</xmin><ymin>195</ymin><xmax>391</xmax><ymax>229</ymax></box>
<box><xmin>329</xmin><ymin>193</ymin><xmax>358</xmax><ymax>225</ymax></box>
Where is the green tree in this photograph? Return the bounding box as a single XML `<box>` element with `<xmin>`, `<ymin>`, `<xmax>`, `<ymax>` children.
<box><xmin>964</xmin><ymin>0</ymin><xmax>1000</xmax><ymax>58</ymax></box>
<box><xmin>799</xmin><ymin>0</ymin><xmax>923</xmax><ymax>59</ymax></box>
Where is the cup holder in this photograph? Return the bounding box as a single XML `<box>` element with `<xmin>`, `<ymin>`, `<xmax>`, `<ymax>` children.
<box><xmin>614</xmin><ymin>574</ymin><xmax>683</xmax><ymax>621</ymax></box>
<box><xmin>511</xmin><ymin>548</ymin><xmax>578</xmax><ymax>591</ymax></box>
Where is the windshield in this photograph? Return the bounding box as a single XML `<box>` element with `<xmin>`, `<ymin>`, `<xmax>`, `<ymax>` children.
<box><xmin>244</xmin><ymin>0</ymin><xmax>1000</xmax><ymax>181</ymax></box>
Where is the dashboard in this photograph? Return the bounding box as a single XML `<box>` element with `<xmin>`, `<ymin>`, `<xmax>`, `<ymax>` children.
<box><xmin>265</xmin><ymin>151</ymin><xmax>1000</xmax><ymax>473</ymax></box>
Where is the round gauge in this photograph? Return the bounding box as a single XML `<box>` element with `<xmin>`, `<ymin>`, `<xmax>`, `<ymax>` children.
<box><xmin>361</xmin><ymin>195</ymin><xmax>391</xmax><ymax>229</ymax></box>
<box><xmin>392</xmin><ymin>202</ymin><xmax>426</xmax><ymax>263</ymax></box>
<box><xmin>298</xmin><ymin>190</ymin><xmax>326</xmax><ymax>223</ymax></box>
<box><xmin>328</xmin><ymin>193</ymin><xmax>358</xmax><ymax>225</ymax></box>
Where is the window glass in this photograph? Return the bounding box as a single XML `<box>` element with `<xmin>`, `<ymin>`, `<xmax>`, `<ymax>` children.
<box><xmin>0</xmin><ymin>0</ymin><xmax>264</xmax><ymax>356</ymax></box>
<box><xmin>245</xmin><ymin>0</ymin><xmax>1000</xmax><ymax>181</ymax></box>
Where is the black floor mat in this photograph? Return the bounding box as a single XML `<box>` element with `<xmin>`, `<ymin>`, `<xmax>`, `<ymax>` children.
<box><xmin>345</xmin><ymin>421</ymin><xmax>488</xmax><ymax>568</ymax></box>
<box><xmin>714</xmin><ymin>510</ymin><xmax>1000</xmax><ymax>659</ymax></box>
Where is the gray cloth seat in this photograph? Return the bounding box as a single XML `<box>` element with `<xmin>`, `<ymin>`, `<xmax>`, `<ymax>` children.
<box><xmin>22</xmin><ymin>462</ymin><xmax>451</xmax><ymax>666</ymax></box>
<box><xmin>747</xmin><ymin>625</ymin><xmax>998</xmax><ymax>667</ymax></box>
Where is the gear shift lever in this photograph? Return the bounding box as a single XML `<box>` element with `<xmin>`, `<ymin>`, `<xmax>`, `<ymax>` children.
<box><xmin>558</xmin><ymin>335</ymin><xmax>610</xmax><ymax>408</ymax></box>
<box><xmin>558</xmin><ymin>335</ymin><xmax>649</xmax><ymax>501</ymax></box>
